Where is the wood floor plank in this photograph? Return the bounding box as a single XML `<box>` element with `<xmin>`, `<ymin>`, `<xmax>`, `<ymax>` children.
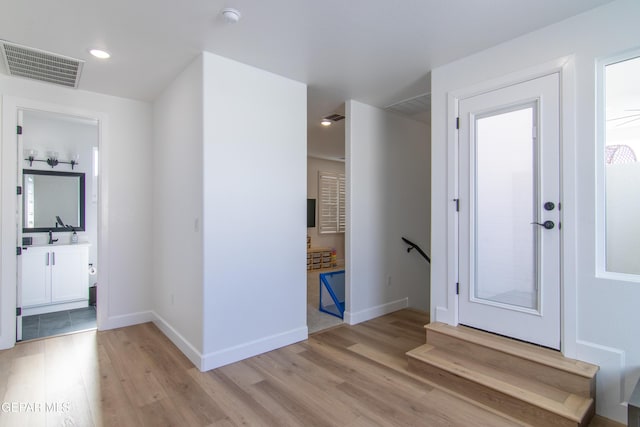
<box><xmin>188</xmin><ymin>367</ymin><xmax>275</xmax><ymax>427</ymax></box>
<box><xmin>92</xmin><ymin>335</ymin><xmax>143</xmax><ymax>427</ymax></box>
<box><xmin>253</xmin><ymin>378</ymin><xmax>337</xmax><ymax>427</ymax></box>
<box><xmin>246</xmin><ymin>352</ymin><xmax>359</xmax><ymax>426</ymax></box>
<box><xmin>122</xmin><ymin>326</ymin><xmax>228</xmax><ymax>426</ymax></box>
<box><xmin>302</xmin><ymin>337</ymin><xmax>433</xmax><ymax>398</ymax></box>
<box><xmin>205</xmin><ymin>369</ymin><xmax>286</xmax><ymax>427</ymax></box>
<box><xmin>0</xmin><ymin>352</ymin><xmax>46</xmax><ymax>427</ymax></box>
<box><xmin>137</xmin><ymin>397</ymin><xmax>191</xmax><ymax>427</ymax></box>
<box><xmin>102</xmin><ymin>329</ymin><xmax>168</xmax><ymax>407</ymax></box>
<box><xmin>216</xmin><ymin>359</ymin><xmax>265</xmax><ymax>386</ymax></box>
<box><xmin>42</xmin><ymin>334</ymin><xmax>95</xmax><ymax>427</ymax></box>
<box><xmin>0</xmin><ymin>309</ymin><xmax>623</xmax><ymax>427</ymax></box>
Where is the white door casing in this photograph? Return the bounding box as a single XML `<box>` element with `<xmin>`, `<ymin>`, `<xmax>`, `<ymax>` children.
<box><xmin>16</xmin><ymin>109</ymin><xmax>24</xmax><ymax>341</ymax></box>
<box><xmin>458</xmin><ymin>73</ymin><xmax>561</xmax><ymax>349</ymax></box>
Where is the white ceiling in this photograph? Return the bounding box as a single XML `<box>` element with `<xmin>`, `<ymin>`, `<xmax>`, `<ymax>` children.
<box><xmin>1</xmin><ymin>0</ymin><xmax>616</xmax><ymax>158</ymax></box>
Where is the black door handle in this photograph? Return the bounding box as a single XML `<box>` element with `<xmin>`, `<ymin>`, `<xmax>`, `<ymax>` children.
<box><xmin>531</xmin><ymin>220</ymin><xmax>555</xmax><ymax>230</ymax></box>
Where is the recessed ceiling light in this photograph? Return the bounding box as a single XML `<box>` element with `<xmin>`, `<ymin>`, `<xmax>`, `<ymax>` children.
<box><xmin>222</xmin><ymin>8</ymin><xmax>242</xmax><ymax>23</ymax></box>
<box><xmin>89</xmin><ymin>49</ymin><xmax>111</xmax><ymax>59</ymax></box>
<box><xmin>321</xmin><ymin>119</ymin><xmax>332</xmax><ymax>127</ymax></box>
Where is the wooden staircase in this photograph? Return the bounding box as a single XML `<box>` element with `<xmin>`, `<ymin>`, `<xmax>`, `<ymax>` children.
<box><xmin>406</xmin><ymin>322</ymin><xmax>599</xmax><ymax>427</ymax></box>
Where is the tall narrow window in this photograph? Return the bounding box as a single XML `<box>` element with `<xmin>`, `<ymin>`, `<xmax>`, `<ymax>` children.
<box><xmin>604</xmin><ymin>55</ymin><xmax>640</xmax><ymax>275</ymax></box>
<box><xmin>475</xmin><ymin>104</ymin><xmax>538</xmax><ymax>310</ymax></box>
<box><xmin>318</xmin><ymin>171</ymin><xmax>345</xmax><ymax>234</ymax></box>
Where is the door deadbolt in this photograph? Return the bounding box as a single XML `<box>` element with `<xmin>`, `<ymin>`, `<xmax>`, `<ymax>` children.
<box><xmin>544</xmin><ymin>202</ymin><xmax>555</xmax><ymax>211</ymax></box>
<box><xmin>531</xmin><ymin>220</ymin><xmax>555</xmax><ymax>230</ymax></box>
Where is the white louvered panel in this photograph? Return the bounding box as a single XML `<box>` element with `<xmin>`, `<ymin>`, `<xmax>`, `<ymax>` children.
<box><xmin>319</xmin><ymin>173</ymin><xmax>338</xmax><ymax>233</ymax></box>
<box><xmin>318</xmin><ymin>171</ymin><xmax>345</xmax><ymax>234</ymax></box>
<box><xmin>338</xmin><ymin>174</ymin><xmax>346</xmax><ymax>232</ymax></box>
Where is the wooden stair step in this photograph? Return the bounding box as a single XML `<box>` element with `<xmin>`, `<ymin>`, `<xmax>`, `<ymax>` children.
<box><xmin>426</xmin><ymin>322</ymin><xmax>597</xmax><ymax>397</ymax></box>
<box><xmin>426</xmin><ymin>322</ymin><xmax>597</xmax><ymax>378</ymax></box>
<box><xmin>407</xmin><ymin>344</ymin><xmax>595</xmax><ymax>427</ymax></box>
<box><xmin>425</xmin><ymin>344</ymin><xmax>573</xmax><ymax>405</ymax></box>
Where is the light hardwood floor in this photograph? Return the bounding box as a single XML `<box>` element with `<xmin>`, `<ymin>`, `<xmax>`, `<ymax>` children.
<box><xmin>0</xmin><ymin>309</ymin><xmax>623</xmax><ymax>426</ymax></box>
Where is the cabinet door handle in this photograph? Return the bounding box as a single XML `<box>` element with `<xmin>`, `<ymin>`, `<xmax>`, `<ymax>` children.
<box><xmin>46</xmin><ymin>253</ymin><xmax>50</xmax><ymax>266</ymax></box>
<box><xmin>52</xmin><ymin>252</ymin><xmax>55</xmax><ymax>266</ymax></box>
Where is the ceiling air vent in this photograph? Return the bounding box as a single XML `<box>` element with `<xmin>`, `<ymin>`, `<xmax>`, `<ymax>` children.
<box><xmin>385</xmin><ymin>93</ymin><xmax>431</xmax><ymax>123</ymax></box>
<box><xmin>0</xmin><ymin>40</ymin><xmax>84</xmax><ymax>88</ymax></box>
<box><xmin>324</xmin><ymin>113</ymin><xmax>345</xmax><ymax>123</ymax></box>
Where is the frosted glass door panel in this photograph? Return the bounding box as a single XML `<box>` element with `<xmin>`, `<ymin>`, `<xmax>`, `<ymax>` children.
<box><xmin>604</xmin><ymin>55</ymin><xmax>640</xmax><ymax>275</ymax></box>
<box><xmin>475</xmin><ymin>106</ymin><xmax>538</xmax><ymax>310</ymax></box>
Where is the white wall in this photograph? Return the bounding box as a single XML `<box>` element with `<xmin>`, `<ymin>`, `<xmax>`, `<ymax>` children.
<box><xmin>307</xmin><ymin>156</ymin><xmax>345</xmax><ymax>262</ymax></box>
<box><xmin>22</xmin><ymin>111</ymin><xmax>99</xmax><ymax>273</ymax></box>
<box><xmin>346</xmin><ymin>101</ymin><xmax>430</xmax><ymax>324</ymax></box>
<box><xmin>0</xmin><ymin>75</ymin><xmax>153</xmax><ymax>349</ymax></box>
<box><xmin>152</xmin><ymin>56</ymin><xmax>204</xmax><ymax>358</ymax></box>
<box><xmin>430</xmin><ymin>0</ymin><xmax>640</xmax><ymax>422</ymax></box>
<box><xmin>201</xmin><ymin>52</ymin><xmax>307</xmax><ymax>369</ymax></box>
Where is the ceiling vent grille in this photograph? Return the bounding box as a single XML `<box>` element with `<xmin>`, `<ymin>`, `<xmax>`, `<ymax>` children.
<box><xmin>0</xmin><ymin>40</ymin><xmax>84</xmax><ymax>88</ymax></box>
<box><xmin>324</xmin><ymin>113</ymin><xmax>346</xmax><ymax>123</ymax></box>
<box><xmin>385</xmin><ymin>93</ymin><xmax>431</xmax><ymax>123</ymax></box>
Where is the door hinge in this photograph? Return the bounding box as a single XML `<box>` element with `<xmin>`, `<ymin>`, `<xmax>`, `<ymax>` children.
<box><xmin>16</xmin><ymin>247</ymin><xmax>22</xmax><ymax>256</ymax></box>
<box><xmin>16</xmin><ymin>307</ymin><xmax>22</xmax><ymax>316</ymax></box>
<box><xmin>17</xmin><ymin>186</ymin><xmax>22</xmax><ymax>195</ymax></box>
<box><xmin>456</xmin><ymin>117</ymin><xmax>460</xmax><ymax>130</ymax></box>
<box><xmin>453</xmin><ymin>198</ymin><xmax>460</xmax><ymax>212</ymax></box>
<box><xmin>456</xmin><ymin>283</ymin><xmax>460</xmax><ymax>295</ymax></box>
<box><xmin>17</xmin><ymin>125</ymin><xmax>23</xmax><ymax>135</ymax></box>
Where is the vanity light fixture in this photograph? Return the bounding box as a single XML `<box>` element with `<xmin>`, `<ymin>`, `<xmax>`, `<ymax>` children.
<box><xmin>47</xmin><ymin>151</ymin><xmax>59</xmax><ymax>168</ymax></box>
<box><xmin>25</xmin><ymin>149</ymin><xmax>38</xmax><ymax>166</ymax></box>
<box><xmin>24</xmin><ymin>149</ymin><xmax>79</xmax><ymax>169</ymax></box>
<box><xmin>70</xmin><ymin>153</ymin><xmax>80</xmax><ymax>170</ymax></box>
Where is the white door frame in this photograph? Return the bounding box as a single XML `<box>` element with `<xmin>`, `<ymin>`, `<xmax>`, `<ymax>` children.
<box><xmin>0</xmin><ymin>96</ymin><xmax>109</xmax><ymax>349</ymax></box>
<box><xmin>444</xmin><ymin>56</ymin><xmax>578</xmax><ymax>357</ymax></box>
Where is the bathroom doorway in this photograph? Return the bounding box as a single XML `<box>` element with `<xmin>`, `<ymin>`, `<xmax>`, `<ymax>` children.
<box><xmin>16</xmin><ymin>108</ymin><xmax>100</xmax><ymax>341</ymax></box>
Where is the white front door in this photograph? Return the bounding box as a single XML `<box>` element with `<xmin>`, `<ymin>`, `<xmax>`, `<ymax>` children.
<box><xmin>457</xmin><ymin>73</ymin><xmax>561</xmax><ymax>349</ymax></box>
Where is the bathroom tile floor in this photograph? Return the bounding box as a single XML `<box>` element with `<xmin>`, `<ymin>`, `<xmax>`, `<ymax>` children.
<box><xmin>21</xmin><ymin>306</ymin><xmax>96</xmax><ymax>341</ymax></box>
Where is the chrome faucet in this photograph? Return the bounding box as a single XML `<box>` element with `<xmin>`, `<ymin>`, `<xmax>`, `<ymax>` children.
<box><xmin>48</xmin><ymin>230</ymin><xmax>58</xmax><ymax>245</ymax></box>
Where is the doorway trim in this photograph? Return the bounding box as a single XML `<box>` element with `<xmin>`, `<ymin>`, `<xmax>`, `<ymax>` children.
<box><xmin>0</xmin><ymin>96</ymin><xmax>108</xmax><ymax>349</ymax></box>
<box><xmin>442</xmin><ymin>56</ymin><xmax>577</xmax><ymax>357</ymax></box>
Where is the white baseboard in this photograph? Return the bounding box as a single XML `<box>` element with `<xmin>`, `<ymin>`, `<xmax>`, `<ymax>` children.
<box><xmin>576</xmin><ymin>340</ymin><xmax>626</xmax><ymax>424</ymax></box>
<box><xmin>23</xmin><ymin>300</ymin><xmax>88</xmax><ymax>316</ymax></box>
<box><xmin>200</xmin><ymin>326</ymin><xmax>308</xmax><ymax>372</ymax></box>
<box><xmin>100</xmin><ymin>310</ymin><xmax>154</xmax><ymax>331</ymax></box>
<box><xmin>344</xmin><ymin>298</ymin><xmax>408</xmax><ymax>325</ymax></box>
<box><xmin>150</xmin><ymin>311</ymin><xmax>308</xmax><ymax>372</ymax></box>
<box><xmin>151</xmin><ymin>311</ymin><xmax>203</xmax><ymax>370</ymax></box>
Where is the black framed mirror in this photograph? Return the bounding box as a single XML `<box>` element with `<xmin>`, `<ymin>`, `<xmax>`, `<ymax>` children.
<box><xmin>22</xmin><ymin>169</ymin><xmax>85</xmax><ymax>233</ymax></box>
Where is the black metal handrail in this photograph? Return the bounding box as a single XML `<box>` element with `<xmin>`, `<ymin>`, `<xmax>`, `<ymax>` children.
<box><xmin>401</xmin><ymin>237</ymin><xmax>430</xmax><ymax>264</ymax></box>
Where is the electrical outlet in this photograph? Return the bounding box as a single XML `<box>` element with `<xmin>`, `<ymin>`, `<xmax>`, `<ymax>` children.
<box><xmin>386</xmin><ymin>276</ymin><xmax>392</xmax><ymax>287</ymax></box>
<box><xmin>170</xmin><ymin>293</ymin><xmax>175</xmax><ymax>305</ymax></box>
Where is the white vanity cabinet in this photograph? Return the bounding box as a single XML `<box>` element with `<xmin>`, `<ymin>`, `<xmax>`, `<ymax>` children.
<box><xmin>21</xmin><ymin>243</ymin><xmax>90</xmax><ymax>315</ymax></box>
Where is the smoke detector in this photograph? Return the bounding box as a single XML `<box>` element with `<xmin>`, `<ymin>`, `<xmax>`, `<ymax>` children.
<box><xmin>0</xmin><ymin>40</ymin><xmax>84</xmax><ymax>88</ymax></box>
<box><xmin>222</xmin><ymin>8</ymin><xmax>242</xmax><ymax>23</ymax></box>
